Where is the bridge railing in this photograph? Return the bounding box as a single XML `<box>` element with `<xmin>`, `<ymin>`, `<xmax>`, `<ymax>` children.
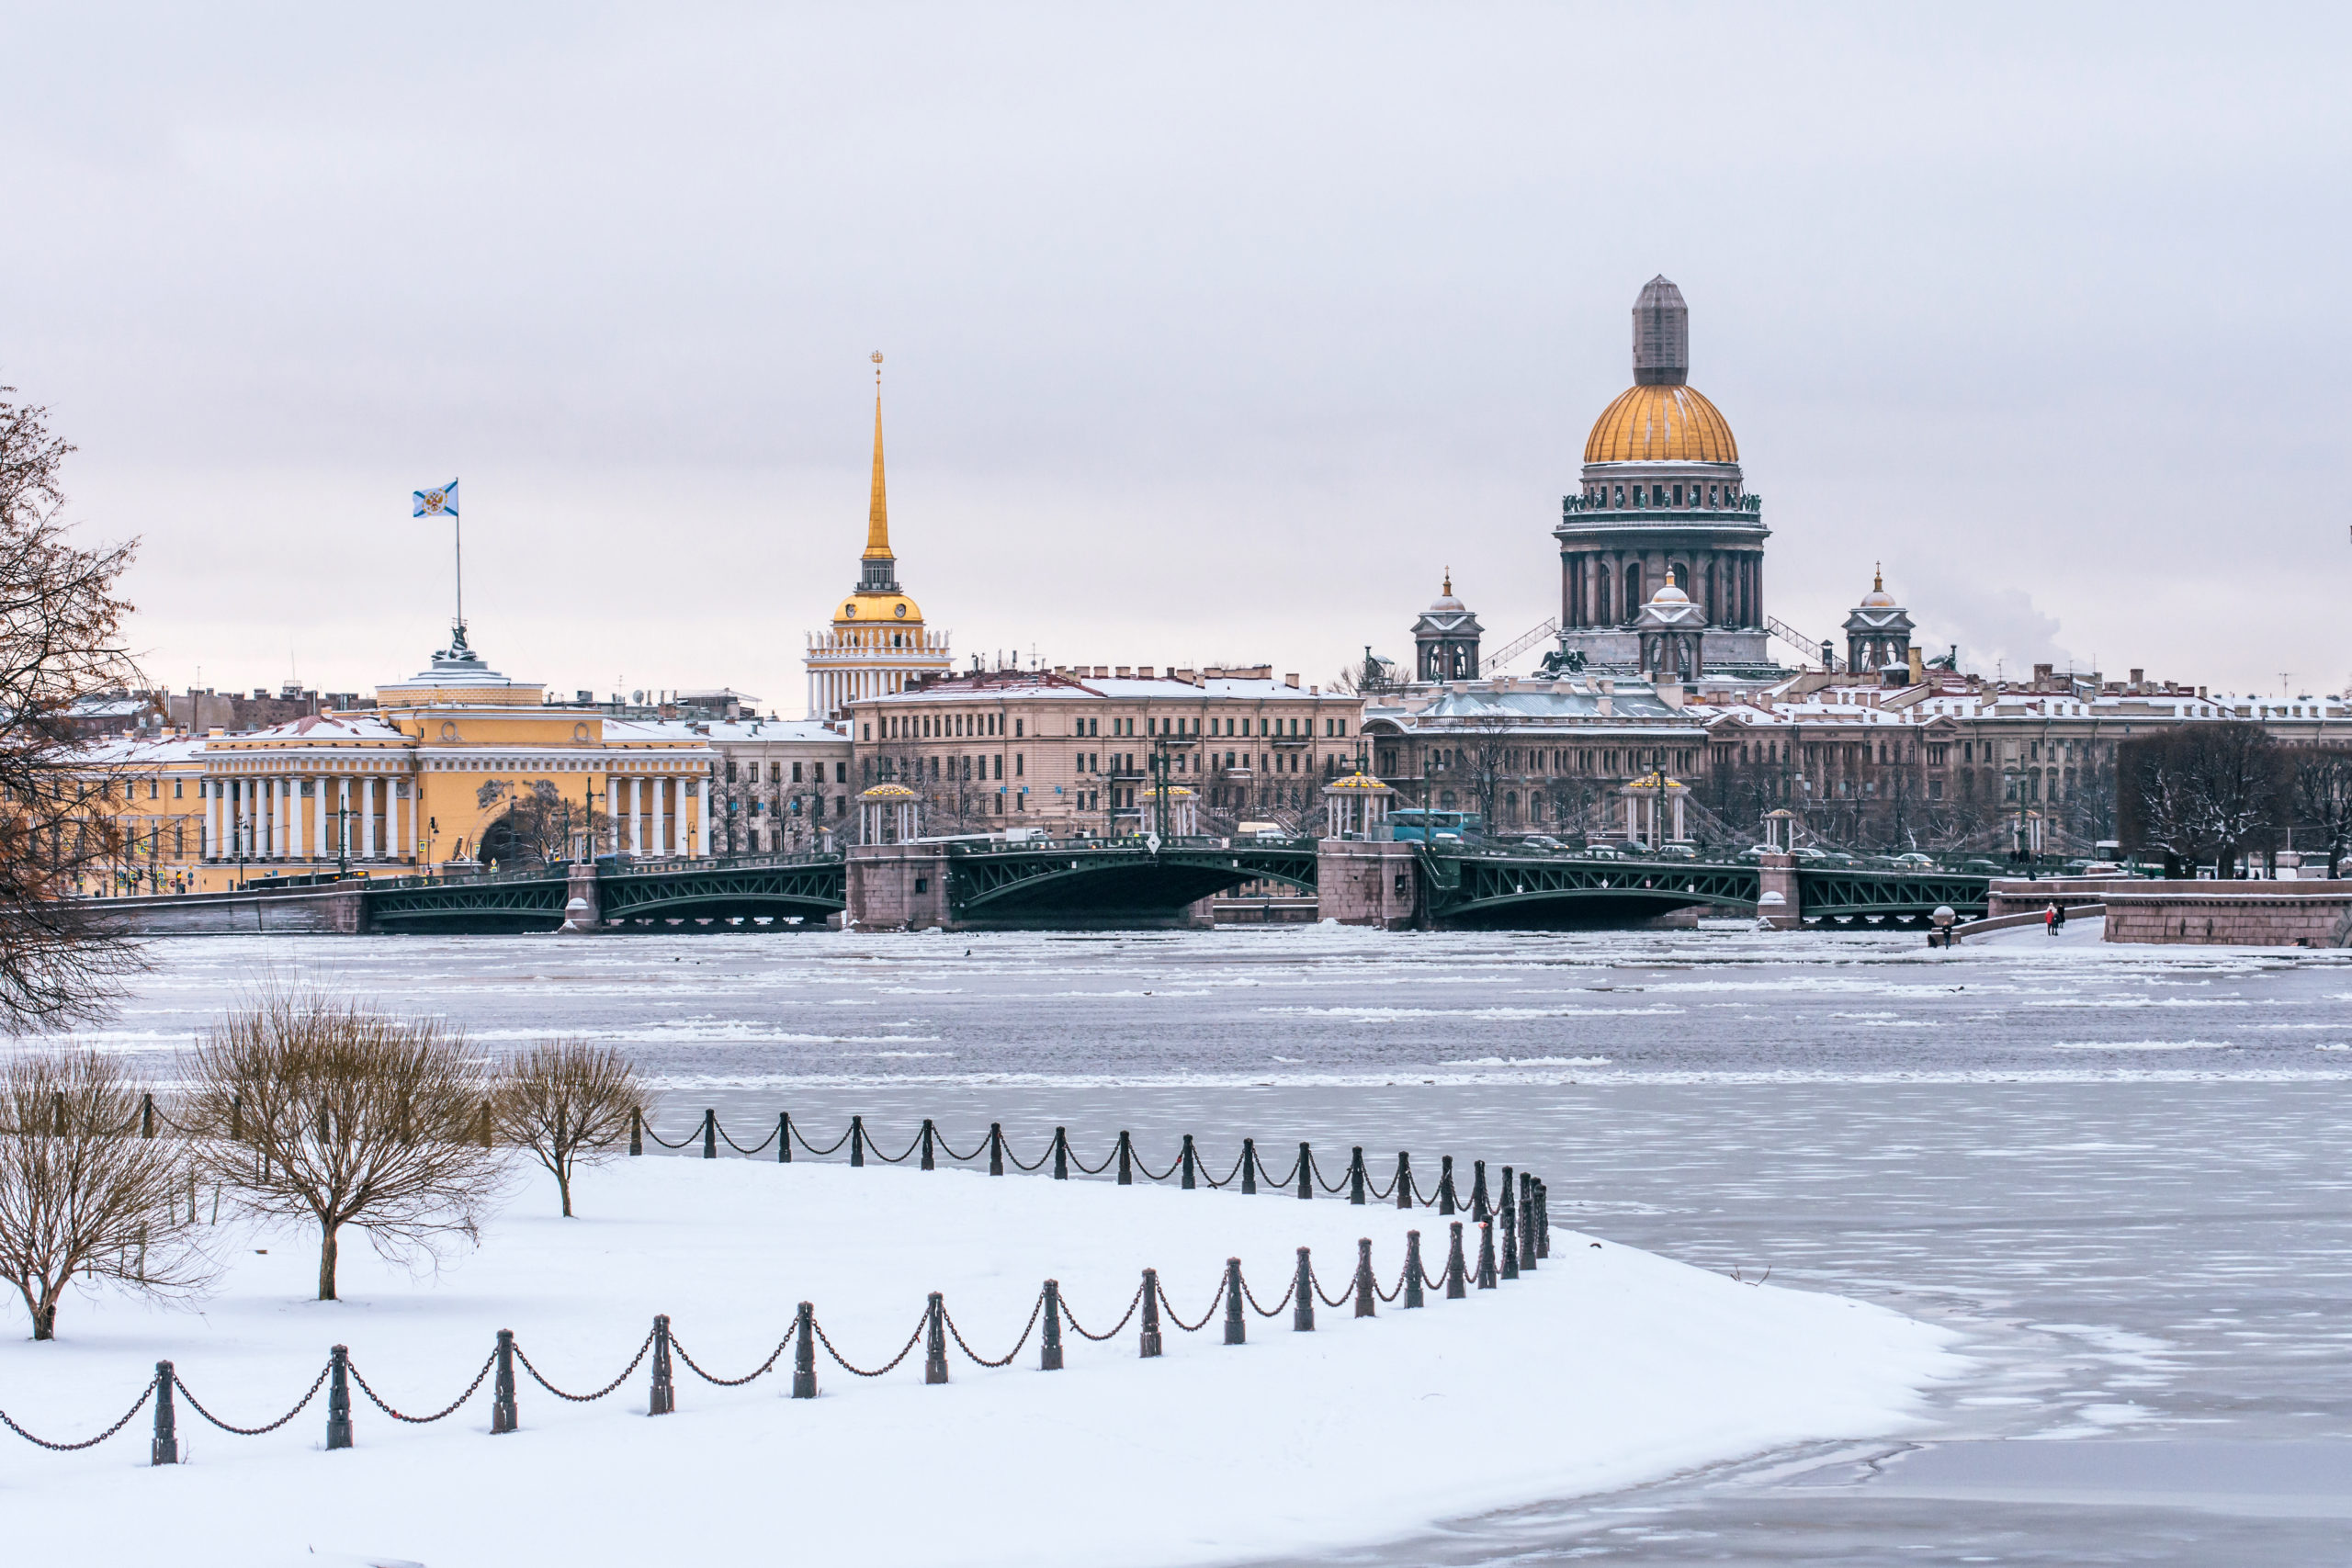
<box><xmin>603</xmin><ymin>850</ymin><xmax>842</xmax><ymax>876</ymax></box>
<box><xmin>942</xmin><ymin>835</ymin><xmax>1316</xmax><ymax>858</ymax></box>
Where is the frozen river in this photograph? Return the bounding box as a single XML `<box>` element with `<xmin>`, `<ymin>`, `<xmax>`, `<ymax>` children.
<box><xmin>79</xmin><ymin>922</ymin><xmax>2352</xmax><ymax>1563</ymax></box>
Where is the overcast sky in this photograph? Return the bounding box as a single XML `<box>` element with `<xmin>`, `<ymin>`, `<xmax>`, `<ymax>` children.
<box><xmin>6</xmin><ymin>2</ymin><xmax>2346</xmax><ymax>709</ymax></box>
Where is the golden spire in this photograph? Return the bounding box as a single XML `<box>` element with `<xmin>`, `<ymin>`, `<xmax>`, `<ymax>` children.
<box><xmin>1442</xmin><ymin>567</ymin><xmax>1453</xmax><ymax>596</ymax></box>
<box><xmin>864</xmin><ymin>351</ymin><xmax>891</xmax><ymax>561</ymax></box>
<box><xmin>1873</xmin><ymin>561</ymin><xmax>1883</xmax><ymax>592</ymax></box>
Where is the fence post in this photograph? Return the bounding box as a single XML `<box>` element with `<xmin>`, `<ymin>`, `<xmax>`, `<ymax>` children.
<box><xmin>923</xmin><ymin>1292</ymin><xmax>949</xmax><ymax>1385</ymax></box>
<box><xmin>491</xmin><ymin>1329</ymin><xmax>518</xmax><ymax>1433</ymax></box>
<box><xmin>628</xmin><ymin>1105</ymin><xmax>642</xmax><ymax>1156</ymax></box>
<box><xmin>1471</xmin><ymin>1160</ymin><xmax>1489</xmax><ymax>1223</ymax></box>
<box><xmin>231</xmin><ymin>1093</ymin><xmax>242</xmax><ymax>1143</ymax></box>
<box><xmin>1395</xmin><ymin>1151</ymin><xmax>1413</xmax><ymax>1210</ymax></box>
<box><xmin>1404</xmin><ymin>1230</ymin><xmax>1425</xmax><ymax>1309</ymax></box>
<box><xmin>1180</xmin><ymin>1134</ymin><xmax>1197</xmax><ymax>1190</ymax></box>
<box><xmin>921</xmin><ymin>1118</ymin><xmax>936</xmax><ymax>1171</ymax></box>
<box><xmin>1534</xmin><ymin>1179</ymin><xmax>1550</xmax><ymax>1258</ymax></box>
<box><xmin>1051</xmin><ymin>1125</ymin><xmax>1068</xmax><ymax>1180</ymax></box>
<box><xmin>650</xmin><ymin>1314</ymin><xmax>675</xmax><ymax>1415</ymax></box>
<box><xmin>792</xmin><ymin>1302</ymin><xmax>817</xmax><ymax>1399</ymax></box>
<box><xmin>326</xmin><ymin>1344</ymin><xmax>352</xmax><ymax>1450</ymax></box>
<box><xmin>151</xmin><ymin>1359</ymin><xmax>176</xmax><ymax>1466</ymax></box>
<box><xmin>989</xmin><ymin>1122</ymin><xmax>1005</xmax><ymax>1177</ymax></box>
<box><xmin>1040</xmin><ymin>1280</ymin><xmax>1063</xmax><ymax>1371</ymax></box>
<box><xmin>1519</xmin><ymin>1173</ymin><xmax>1537</xmax><ymax>1271</ymax></box>
<box><xmin>701</xmin><ymin>1109</ymin><xmax>717</xmax><ymax>1160</ymax></box>
<box><xmin>1296</xmin><ymin>1142</ymin><xmax>1312</xmax><ymax>1201</ymax></box>
<box><xmin>141</xmin><ymin>1092</ymin><xmax>154</xmax><ymax>1139</ymax></box>
<box><xmin>1349</xmin><ymin>1146</ymin><xmax>1366</xmax><ymax>1205</ymax></box>
<box><xmin>1240</xmin><ymin>1137</ymin><xmax>1257</xmax><ymax>1196</ymax></box>
<box><xmin>478</xmin><ymin>1101</ymin><xmax>493</xmax><ymax>1150</ymax></box>
<box><xmin>1139</xmin><ymin>1269</ymin><xmax>1162</xmax><ymax>1358</ymax></box>
<box><xmin>1116</xmin><ymin>1130</ymin><xmax>1133</xmax><ymax>1186</ymax></box>
<box><xmin>1353</xmin><ymin>1237</ymin><xmax>1376</xmax><ymax>1317</ymax></box>
<box><xmin>1445</xmin><ymin>1221</ymin><xmax>1467</xmax><ymax>1299</ymax></box>
<box><xmin>1223</xmin><ymin>1258</ymin><xmax>1246</xmax><ymax>1345</ymax></box>
<box><xmin>1438</xmin><ymin>1154</ymin><xmax>1456</xmax><ymax>1215</ymax></box>
<box><xmin>1499</xmin><ymin>1171</ymin><xmax>1520</xmax><ymax>1281</ymax></box>
<box><xmin>851</xmin><ymin>1115</ymin><xmax>866</xmax><ymax>1168</ymax></box>
<box><xmin>1292</xmin><ymin>1247</ymin><xmax>1315</xmax><ymax>1332</ymax></box>
<box><xmin>778</xmin><ymin>1112</ymin><xmax>790</xmax><ymax>1163</ymax></box>
<box><xmin>1476</xmin><ymin>1220</ymin><xmax>1498</xmax><ymax>1290</ymax></box>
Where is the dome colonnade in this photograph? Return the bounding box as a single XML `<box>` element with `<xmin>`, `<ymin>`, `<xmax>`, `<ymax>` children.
<box><xmin>1549</xmin><ymin>277</ymin><xmax>1774</xmax><ymax>681</ymax></box>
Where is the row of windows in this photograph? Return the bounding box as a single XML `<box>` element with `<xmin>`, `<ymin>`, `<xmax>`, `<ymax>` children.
<box><xmin>1584</xmin><ymin>481</ymin><xmax>1743</xmax><ymax>510</ymax></box>
<box><xmin>723</xmin><ymin>760</ymin><xmax>845</xmax><ymax>784</ymax></box>
<box><xmin>863</xmin><ymin>713</ymin><xmax>1351</xmax><ymax>743</ymax></box>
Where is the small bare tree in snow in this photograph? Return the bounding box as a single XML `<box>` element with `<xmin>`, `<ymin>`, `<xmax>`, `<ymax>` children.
<box><xmin>493</xmin><ymin>1040</ymin><xmax>642</xmax><ymax>1217</ymax></box>
<box><xmin>187</xmin><ymin>991</ymin><xmax>503</xmax><ymax>1301</ymax></box>
<box><xmin>0</xmin><ymin>1048</ymin><xmax>209</xmax><ymax>1338</ymax></box>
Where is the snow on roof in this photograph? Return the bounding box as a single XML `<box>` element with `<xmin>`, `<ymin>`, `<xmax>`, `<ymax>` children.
<box><xmin>694</xmin><ymin>719</ymin><xmax>851</xmax><ymax>744</ymax></box>
<box><xmin>859</xmin><ymin>672</ymin><xmax>1332</xmax><ymax>704</ymax></box>
<box><xmin>225</xmin><ymin>713</ymin><xmax>408</xmax><ymax>742</ymax></box>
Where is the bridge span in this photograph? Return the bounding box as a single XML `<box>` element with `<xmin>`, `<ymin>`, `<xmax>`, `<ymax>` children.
<box><xmin>84</xmin><ymin>840</ymin><xmax>1989</xmax><ymax>935</ymax></box>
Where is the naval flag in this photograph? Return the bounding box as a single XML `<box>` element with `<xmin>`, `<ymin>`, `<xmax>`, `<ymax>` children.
<box><xmin>413</xmin><ymin>479</ymin><xmax>459</xmax><ymax>518</ymax></box>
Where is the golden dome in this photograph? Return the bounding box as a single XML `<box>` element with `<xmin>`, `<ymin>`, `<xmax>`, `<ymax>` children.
<box><xmin>835</xmin><ymin>591</ymin><xmax>922</xmax><ymax>626</ymax></box>
<box><xmin>1584</xmin><ymin>384</ymin><xmax>1738</xmax><ymax>465</ymax></box>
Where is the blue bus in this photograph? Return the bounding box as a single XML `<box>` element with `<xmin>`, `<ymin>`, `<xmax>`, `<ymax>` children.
<box><xmin>1388</xmin><ymin>808</ymin><xmax>1482</xmax><ymax>843</ymax></box>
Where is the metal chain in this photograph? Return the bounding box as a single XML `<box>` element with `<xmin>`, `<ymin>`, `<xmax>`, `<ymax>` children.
<box><xmin>512</xmin><ymin>1330</ymin><xmax>655</xmax><ymax>1402</ymax></box>
<box><xmin>0</xmin><ymin>1383</ymin><xmax>153</xmax><ymax>1451</ymax></box>
<box><xmin>1057</xmin><ymin>1280</ymin><xmax>1145</xmax><ymax>1342</ymax></box>
<box><xmin>670</xmin><ymin>1323</ymin><xmax>796</xmax><ymax>1387</ymax></box>
<box><xmin>1262</xmin><ymin>1155</ymin><xmax>1302</xmax><ymax>1190</ymax></box>
<box><xmin>1197</xmin><ymin>1151</ymin><xmax>1247</xmax><ymax>1190</ymax></box>
<box><xmin>1003</xmin><ymin>1140</ymin><xmax>1051</xmax><ymax>1172</ymax></box>
<box><xmin>1155</xmin><ymin>1277</ymin><xmax>1223</xmax><ymax>1333</ymax></box>
<box><xmin>942</xmin><ymin>1291</ymin><xmax>1044</xmax><ymax>1368</ymax></box>
<box><xmin>1307</xmin><ymin>1262</ymin><xmax>1354</xmax><ymax>1310</ymax></box>
<box><xmin>642</xmin><ymin>1122</ymin><xmax>699</xmax><ymax>1150</ymax></box>
<box><xmin>811</xmin><ymin>1313</ymin><xmax>927</xmax><ymax>1378</ymax></box>
<box><xmin>1311</xmin><ymin>1149</ymin><xmax>1351</xmax><ymax>1196</ymax></box>
<box><xmin>1374</xmin><ymin>1263</ymin><xmax>1405</xmax><ymax>1303</ymax></box>
<box><xmin>865</xmin><ymin>1129</ymin><xmax>923</xmax><ymax>1164</ymax></box>
<box><xmin>1131</xmin><ymin>1150</ymin><xmax>1181</xmax><ymax>1181</ymax></box>
<box><xmin>1239</xmin><ymin>1269</ymin><xmax>1295</xmax><ymax>1317</ymax></box>
<box><xmin>718</xmin><ymin>1122</ymin><xmax>778</xmax><ymax>1156</ymax></box>
<box><xmin>934</xmin><ymin>1132</ymin><xmax>989</xmax><ymax>1162</ymax></box>
<box><xmin>791</xmin><ymin>1122</ymin><xmax>854</xmax><ymax>1156</ymax></box>
<box><xmin>348</xmin><ymin>1349</ymin><xmax>498</xmax><ymax>1423</ymax></box>
<box><xmin>1063</xmin><ymin>1145</ymin><xmax>1115</xmax><ymax>1176</ymax></box>
<box><xmin>173</xmin><ymin>1363</ymin><xmax>331</xmax><ymax>1436</ymax></box>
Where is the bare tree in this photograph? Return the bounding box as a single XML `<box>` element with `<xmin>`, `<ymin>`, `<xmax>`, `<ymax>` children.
<box><xmin>481</xmin><ymin>779</ymin><xmax>606</xmax><ymax>865</ymax></box>
<box><xmin>492</xmin><ymin>1040</ymin><xmax>642</xmax><ymax>1217</ymax></box>
<box><xmin>0</xmin><ymin>388</ymin><xmax>144</xmax><ymax>1032</ymax></box>
<box><xmin>0</xmin><ymin>1048</ymin><xmax>209</xmax><ymax>1338</ymax></box>
<box><xmin>2121</xmin><ymin>724</ymin><xmax>2285</xmax><ymax>876</ymax></box>
<box><xmin>2294</xmin><ymin>747</ymin><xmax>2352</xmax><ymax>877</ymax></box>
<box><xmin>186</xmin><ymin>991</ymin><xmax>503</xmax><ymax>1301</ymax></box>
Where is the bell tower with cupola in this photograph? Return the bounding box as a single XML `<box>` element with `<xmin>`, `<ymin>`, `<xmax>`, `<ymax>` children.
<box><xmin>1411</xmin><ymin>571</ymin><xmax>1484</xmax><ymax>682</ymax></box>
<box><xmin>1544</xmin><ymin>277</ymin><xmax>1777</xmax><ymax>682</ymax></box>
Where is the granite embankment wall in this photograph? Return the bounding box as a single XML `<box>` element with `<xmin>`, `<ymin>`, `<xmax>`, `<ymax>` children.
<box><xmin>2101</xmin><ymin>883</ymin><xmax>2352</xmax><ymax>947</ymax></box>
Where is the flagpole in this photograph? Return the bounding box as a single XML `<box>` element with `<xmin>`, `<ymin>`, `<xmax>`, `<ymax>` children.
<box><xmin>455</xmin><ymin>508</ymin><xmax>464</xmax><ymax>637</ymax></box>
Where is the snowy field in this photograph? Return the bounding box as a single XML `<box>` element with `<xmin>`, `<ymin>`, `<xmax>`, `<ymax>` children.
<box><xmin>0</xmin><ymin>1155</ymin><xmax>1961</xmax><ymax>1568</ymax></box>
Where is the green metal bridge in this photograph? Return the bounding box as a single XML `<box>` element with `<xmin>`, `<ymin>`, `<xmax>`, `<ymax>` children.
<box><xmin>118</xmin><ymin>842</ymin><xmax>1991</xmax><ymax>933</ymax></box>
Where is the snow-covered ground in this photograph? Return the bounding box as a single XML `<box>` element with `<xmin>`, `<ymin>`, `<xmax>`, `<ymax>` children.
<box><xmin>0</xmin><ymin>1155</ymin><xmax>1962</xmax><ymax>1568</ymax></box>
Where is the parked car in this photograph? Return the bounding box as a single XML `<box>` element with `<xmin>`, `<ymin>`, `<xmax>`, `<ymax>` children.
<box><xmin>1653</xmin><ymin>842</ymin><xmax>1699</xmax><ymax>861</ymax></box>
<box><xmin>1519</xmin><ymin>835</ymin><xmax>1567</xmax><ymax>852</ymax></box>
<box><xmin>1891</xmin><ymin>852</ymin><xmax>1936</xmax><ymax>868</ymax></box>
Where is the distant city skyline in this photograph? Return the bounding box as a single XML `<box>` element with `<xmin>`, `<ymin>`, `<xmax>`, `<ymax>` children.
<box><xmin>6</xmin><ymin>3</ymin><xmax>2344</xmax><ymax>703</ymax></box>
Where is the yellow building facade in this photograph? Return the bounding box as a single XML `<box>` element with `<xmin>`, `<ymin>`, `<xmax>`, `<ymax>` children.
<box><xmin>74</xmin><ymin>631</ymin><xmax>719</xmax><ymax>894</ymax></box>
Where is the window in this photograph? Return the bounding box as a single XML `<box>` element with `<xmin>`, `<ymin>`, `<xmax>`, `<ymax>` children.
<box><xmin>834</xmin><ymin>762</ymin><xmax>846</xmax><ymax>784</ymax></box>
<box><xmin>1671</xmin><ymin>484</ymin><xmax>1683</xmax><ymax>506</ymax></box>
<box><xmin>792</xmin><ymin>761</ymin><xmax>804</xmax><ymax>783</ymax></box>
<box><xmin>1014</xmin><ymin>718</ymin><xmax>1023</xmax><ymax>738</ymax></box>
<box><xmin>1015</xmin><ymin>753</ymin><xmax>1024</xmax><ymax>776</ymax></box>
<box><xmin>173</xmin><ymin>780</ymin><xmax>183</xmax><ymax>798</ymax></box>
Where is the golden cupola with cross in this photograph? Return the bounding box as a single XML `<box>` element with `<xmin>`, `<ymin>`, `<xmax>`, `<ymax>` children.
<box><xmin>806</xmin><ymin>353</ymin><xmax>953</xmax><ymax>720</ymax></box>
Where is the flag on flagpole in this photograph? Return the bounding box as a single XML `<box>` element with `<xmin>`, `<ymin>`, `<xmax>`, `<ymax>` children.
<box><xmin>413</xmin><ymin>479</ymin><xmax>459</xmax><ymax>518</ymax></box>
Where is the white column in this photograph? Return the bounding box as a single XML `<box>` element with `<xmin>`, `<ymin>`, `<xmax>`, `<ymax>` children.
<box><xmin>696</xmin><ymin>779</ymin><xmax>710</xmax><ymax>857</ymax></box>
<box><xmin>277</xmin><ymin>778</ymin><xmax>291</xmax><ymax>858</ymax></box>
<box><xmin>205</xmin><ymin>782</ymin><xmax>220</xmax><ymax>860</ymax></box>
<box><xmin>313</xmin><ymin>778</ymin><xmax>326</xmax><ymax>862</ymax></box>
<box><xmin>629</xmin><ymin>777</ymin><xmax>642</xmax><ymax>854</ymax></box>
<box><xmin>392</xmin><ymin>783</ymin><xmax>407</xmax><ymax>859</ymax></box>
<box><xmin>651</xmin><ymin>775</ymin><xmax>667</xmax><ymax>855</ymax></box>
<box><xmin>361</xmin><ymin>776</ymin><xmax>377</xmax><ymax>860</ymax></box>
